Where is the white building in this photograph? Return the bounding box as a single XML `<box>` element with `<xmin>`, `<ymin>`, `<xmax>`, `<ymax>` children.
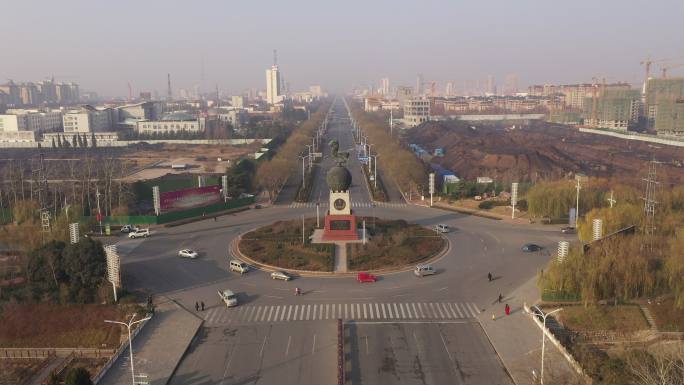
<box><xmin>0</xmin><ymin>109</ymin><xmax>63</xmax><ymax>132</ymax></box>
<box><xmin>381</xmin><ymin>78</ymin><xmax>390</xmax><ymax>96</ymax></box>
<box><xmin>136</xmin><ymin>113</ymin><xmax>205</xmax><ymax>134</ymax></box>
<box><xmin>63</xmin><ymin>106</ymin><xmax>112</xmax><ymax>133</ymax></box>
<box><xmin>231</xmin><ymin>95</ymin><xmax>247</xmax><ymax>109</ymax></box>
<box><xmin>266</xmin><ymin>65</ymin><xmax>282</xmax><ymax>105</ymax></box>
<box><xmin>403</xmin><ymin>98</ymin><xmax>431</xmax><ymax>127</ymax></box>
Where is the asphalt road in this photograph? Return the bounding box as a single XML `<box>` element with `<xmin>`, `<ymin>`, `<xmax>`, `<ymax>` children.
<box><xmin>346</xmin><ymin>321</ymin><xmax>511</xmax><ymax>385</ymax></box>
<box><xmin>114</xmin><ymin>98</ymin><xmax>575</xmax><ymax>385</ymax></box>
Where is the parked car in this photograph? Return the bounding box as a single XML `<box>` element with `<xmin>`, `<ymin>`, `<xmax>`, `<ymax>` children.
<box><xmin>120</xmin><ymin>225</ymin><xmax>138</xmax><ymax>233</ymax></box>
<box><xmin>357</xmin><ymin>272</ymin><xmax>377</xmax><ymax>283</ymax></box>
<box><xmin>128</xmin><ymin>228</ymin><xmax>150</xmax><ymax>239</ymax></box>
<box><xmin>434</xmin><ymin>224</ymin><xmax>450</xmax><ymax>233</ymax></box>
<box><xmin>522</xmin><ymin>243</ymin><xmax>541</xmax><ymax>252</ymax></box>
<box><xmin>270</xmin><ymin>270</ymin><xmax>292</xmax><ymax>281</ymax></box>
<box><xmin>414</xmin><ymin>264</ymin><xmax>436</xmax><ymax>277</ymax></box>
<box><xmin>229</xmin><ymin>260</ymin><xmax>249</xmax><ymax>274</ymax></box>
<box><xmin>218</xmin><ymin>289</ymin><xmax>238</xmax><ymax>307</ymax></box>
<box><xmin>561</xmin><ymin>226</ymin><xmax>576</xmax><ymax>234</ymax></box>
<box><xmin>178</xmin><ymin>249</ymin><xmax>198</xmax><ymax>259</ymax></box>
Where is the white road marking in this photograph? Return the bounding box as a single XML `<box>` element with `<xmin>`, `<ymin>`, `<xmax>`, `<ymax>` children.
<box><xmin>312</xmin><ymin>334</ymin><xmax>316</xmax><ymax>355</ymax></box>
<box><xmin>286</xmin><ymin>305</ymin><xmax>292</xmax><ymax>321</ymax></box>
<box><xmin>259</xmin><ymin>335</ymin><xmax>268</xmax><ymax>357</ymax></box>
<box><xmin>285</xmin><ymin>335</ymin><xmax>291</xmax><ymax>356</ymax></box>
<box><xmin>365</xmin><ymin>336</ymin><xmax>369</xmax><ymax>355</ymax></box>
<box><xmin>440</xmin><ymin>332</ymin><xmax>455</xmax><ymax>364</ymax></box>
<box><xmin>344</xmin><ymin>304</ymin><xmax>348</xmax><ymax>319</ymax></box>
<box><xmin>356</xmin><ymin>304</ymin><xmax>361</xmax><ymax>319</ymax></box>
<box><xmin>446</xmin><ymin>303</ymin><xmax>458</xmax><ymax>318</ymax></box>
<box><xmin>363</xmin><ymin>303</ymin><xmax>368</xmax><ymax>319</ymax></box>
<box><xmin>326</xmin><ymin>304</ymin><xmax>330</xmax><ymax>319</ymax></box>
<box><xmin>393</xmin><ymin>303</ymin><xmax>399</xmax><ymax>318</ymax></box>
<box><xmin>417</xmin><ymin>303</ymin><xmax>426</xmax><ymax>318</ymax></box>
<box><xmin>399</xmin><ymin>303</ymin><xmax>407</xmax><ymax>318</ymax></box>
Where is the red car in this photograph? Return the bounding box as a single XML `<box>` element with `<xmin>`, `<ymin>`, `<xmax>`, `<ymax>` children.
<box><xmin>357</xmin><ymin>272</ymin><xmax>377</xmax><ymax>283</ymax></box>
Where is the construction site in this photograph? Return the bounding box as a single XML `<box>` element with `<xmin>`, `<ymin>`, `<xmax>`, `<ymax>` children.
<box><xmin>407</xmin><ymin>120</ymin><xmax>684</xmax><ymax>184</ymax></box>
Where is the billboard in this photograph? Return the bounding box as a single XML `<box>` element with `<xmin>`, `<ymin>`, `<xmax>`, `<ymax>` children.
<box><xmin>160</xmin><ymin>185</ymin><xmax>221</xmax><ymax>212</ymax></box>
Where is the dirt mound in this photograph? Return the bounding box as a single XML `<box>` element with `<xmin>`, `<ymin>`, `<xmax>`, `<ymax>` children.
<box><xmin>406</xmin><ymin>121</ymin><xmax>684</xmax><ymax>184</ymax></box>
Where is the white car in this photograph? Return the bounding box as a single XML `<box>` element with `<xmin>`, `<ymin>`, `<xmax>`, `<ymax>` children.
<box><xmin>128</xmin><ymin>228</ymin><xmax>150</xmax><ymax>239</ymax></box>
<box><xmin>270</xmin><ymin>271</ymin><xmax>292</xmax><ymax>281</ymax></box>
<box><xmin>218</xmin><ymin>289</ymin><xmax>238</xmax><ymax>307</ymax></box>
<box><xmin>178</xmin><ymin>249</ymin><xmax>198</xmax><ymax>259</ymax></box>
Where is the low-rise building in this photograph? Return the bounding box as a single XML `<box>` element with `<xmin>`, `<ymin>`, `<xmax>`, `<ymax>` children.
<box><xmin>403</xmin><ymin>98</ymin><xmax>431</xmax><ymax>127</ymax></box>
<box><xmin>136</xmin><ymin>113</ymin><xmax>205</xmax><ymax>134</ymax></box>
<box><xmin>0</xmin><ymin>109</ymin><xmax>63</xmax><ymax>132</ymax></box>
<box><xmin>63</xmin><ymin>105</ymin><xmax>113</xmax><ymax>133</ymax></box>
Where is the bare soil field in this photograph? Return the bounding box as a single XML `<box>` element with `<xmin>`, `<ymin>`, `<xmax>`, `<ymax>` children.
<box><xmin>407</xmin><ymin>121</ymin><xmax>684</xmax><ymax>184</ymax></box>
<box><xmin>0</xmin><ymin>304</ymin><xmax>125</xmax><ymax>348</ymax></box>
<box><xmin>0</xmin><ymin>142</ymin><xmax>260</xmax><ymax>182</ymax></box>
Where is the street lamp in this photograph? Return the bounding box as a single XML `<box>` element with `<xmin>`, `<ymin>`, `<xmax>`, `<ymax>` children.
<box><xmin>105</xmin><ymin>314</ymin><xmax>151</xmax><ymax>385</ymax></box>
<box><xmin>305</xmin><ymin>145</ymin><xmax>313</xmax><ymax>171</ymax></box>
<box><xmin>531</xmin><ymin>305</ymin><xmax>562</xmax><ymax>385</ymax></box>
<box><xmin>372</xmin><ymin>155</ymin><xmax>378</xmax><ymax>189</ymax></box>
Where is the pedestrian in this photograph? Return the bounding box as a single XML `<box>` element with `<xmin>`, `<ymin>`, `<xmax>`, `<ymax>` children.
<box><xmin>201</xmin><ymin>301</ymin><xmax>205</xmax><ymax>311</ymax></box>
<box><xmin>498</xmin><ymin>293</ymin><xmax>503</xmax><ymax>303</ymax></box>
<box><xmin>195</xmin><ymin>302</ymin><xmax>199</xmax><ymax>312</ymax></box>
<box><xmin>214</xmin><ymin>216</ymin><xmax>217</xmax><ymax>222</ymax></box>
<box><xmin>295</xmin><ymin>287</ymin><xmax>301</xmax><ymax>296</ymax></box>
<box><xmin>487</xmin><ymin>272</ymin><xmax>492</xmax><ymax>282</ymax></box>
<box><xmin>505</xmin><ymin>303</ymin><xmax>510</xmax><ymax>316</ymax></box>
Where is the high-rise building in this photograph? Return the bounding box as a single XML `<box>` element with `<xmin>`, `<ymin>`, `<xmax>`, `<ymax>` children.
<box><xmin>583</xmin><ymin>88</ymin><xmax>641</xmax><ymax>130</ymax></box>
<box><xmin>416</xmin><ymin>74</ymin><xmax>424</xmax><ymax>96</ymax></box>
<box><xmin>231</xmin><ymin>95</ymin><xmax>247</xmax><ymax>109</ymax></box>
<box><xmin>486</xmin><ymin>75</ymin><xmax>495</xmax><ymax>95</ymax></box>
<box><xmin>381</xmin><ymin>78</ymin><xmax>390</xmax><ymax>96</ymax></box>
<box><xmin>646</xmin><ymin>78</ymin><xmax>684</xmax><ymax>136</ymax></box>
<box><xmin>0</xmin><ymin>109</ymin><xmax>63</xmax><ymax>132</ymax></box>
<box><xmin>503</xmin><ymin>74</ymin><xmax>518</xmax><ymax>96</ymax></box>
<box><xmin>266</xmin><ymin>65</ymin><xmax>282</xmax><ymax>105</ymax></box>
<box><xmin>445</xmin><ymin>82</ymin><xmax>454</xmax><ymax>97</ymax></box>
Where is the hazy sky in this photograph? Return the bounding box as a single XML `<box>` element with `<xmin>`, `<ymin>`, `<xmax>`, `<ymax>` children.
<box><xmin>2</xmin><ymin>0</ymin><xmax>683</xmax><ymax>97</ymax></box>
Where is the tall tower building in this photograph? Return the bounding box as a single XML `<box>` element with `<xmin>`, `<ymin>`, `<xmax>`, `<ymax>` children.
<box><xmin>486</xmin><ymin>75</ymin><xmax>495</xmax><ymax>95</ymax></box>
<box><xmin>416</xmin><ymin>74</ymin><xmax>424</xmax><ymax>96</ymax></box>
<box><xmin>266</xmin><ymin>50</ymin><xmax>282</xmax><ymax>105</ymax></box>
<box><xmin>381</xmin><ymin>78</ymin><xmax>390</xmax><ymax>96</ymax></box>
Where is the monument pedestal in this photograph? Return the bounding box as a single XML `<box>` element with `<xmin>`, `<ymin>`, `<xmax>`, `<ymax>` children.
<box><xmin>322</xmin><ymin>214</ymin><xmax>359</xmax><ymax>241</ymax></box>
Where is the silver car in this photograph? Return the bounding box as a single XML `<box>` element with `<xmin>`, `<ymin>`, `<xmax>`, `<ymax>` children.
<box><xmin>270</xmin><ymin>271</ymin><xmax>292</xmax><ymax>281</ymax></box>
<box><xmin>178</xmin><ymin>249</ymin><xmax>198</xmax><ymax>259</ymax></box>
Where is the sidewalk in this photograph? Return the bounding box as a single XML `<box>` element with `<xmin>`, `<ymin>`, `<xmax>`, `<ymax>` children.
<box><xmin>477</xmin><ymin>276</ymin><xmax>580</xmax><ymax>385</ymax></box>
<box><xmin>98</xmin><ymin>300</ymin><xmax>203</xmax><ymax>385</ymax></box>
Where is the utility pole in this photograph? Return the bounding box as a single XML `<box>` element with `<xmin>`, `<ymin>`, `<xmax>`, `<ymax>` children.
<box><xmin>429</xmin><ymin>173</ymin><xmax>435</xmax><ymax>207</ymax></box>
<box><xmin>389</xmin><ymin>110</ymin><xmax>393</xmax><ymax>136</ymax></box>
<box><xmin>373</xmin><ymin>155</ymin><xmax>378</xmax><ymax>189</ymax></box>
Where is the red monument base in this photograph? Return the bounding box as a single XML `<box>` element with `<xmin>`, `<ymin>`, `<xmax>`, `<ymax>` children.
<box><xmin>322</xmin><ymin>214</ymin><xmax>359</xmax><ymax>241</ymax></box>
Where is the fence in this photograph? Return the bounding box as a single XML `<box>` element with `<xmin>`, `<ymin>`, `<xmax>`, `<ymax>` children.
<box><xmin>91</xmin><ymin>196</ymin><xmax>255</xmax><ymax>226</ymax></box>
<box><xmin>0</xmin><ymin>348</ymin><xmax>115</xmax><ymax>359</ymax></box>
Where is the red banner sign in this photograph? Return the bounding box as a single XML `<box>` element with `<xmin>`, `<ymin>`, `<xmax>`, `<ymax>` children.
<box><xmin>160</xmin><ymin>185</ymin><xmax>221</xmax><ymax>212</ymax></box>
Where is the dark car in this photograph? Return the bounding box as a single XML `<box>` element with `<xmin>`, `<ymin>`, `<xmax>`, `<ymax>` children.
<box><xmin>561</xmin><ymin>227</ymin><xmax>576</xmax><ymax>234</ymax></box>
<box><xmin>522</xmin><ymin>244</ymin><xmax>541</xmax><ymax>252</ymax></box>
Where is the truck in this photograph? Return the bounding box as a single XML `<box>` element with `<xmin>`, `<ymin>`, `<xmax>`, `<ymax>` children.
<box><xmin>218</xmin><ymin>289</ymin><xmax>238</xmax><ymax>307</ymax></box>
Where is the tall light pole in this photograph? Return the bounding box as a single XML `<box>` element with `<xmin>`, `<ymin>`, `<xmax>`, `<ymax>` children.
<box><xmin>531</xmin><ymin>306</ymin><xmax>562</xmax><ymax>385</ymax></box>
<box><xmin>300</xmin><ymin>155</ymin><xmax>307</xmax><ymax>187</ymax></box>
<box><xmin>105</xmin><ymin>314</ymin><xmax>151</xmax><ymax>385</ymax></box>
<box><xmin>575</xmin><ymin>179</ymin><xmax>581</xmax><ymax>228</ymax></box>
<box><xmin>372</xmin><ymin>155</ymin><xmax>378</xmax><ymax>189</ymax></box>
<box><xmin>305</xmin><ymin>145</ymin><xmax>313</xmax><ymax>171</ymax></box>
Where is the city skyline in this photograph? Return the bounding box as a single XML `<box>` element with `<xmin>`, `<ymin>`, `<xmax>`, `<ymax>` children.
<box><xmin>2</xmin><ymin>0</ymin><xmax>684</xmax><ymax>97</ymax></box>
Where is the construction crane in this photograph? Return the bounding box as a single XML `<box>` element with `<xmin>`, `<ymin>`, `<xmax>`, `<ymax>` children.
<box><xmin>661</xmin><ymin>63</ymin><xmax>684</xmax><ymax>79</ymax></box>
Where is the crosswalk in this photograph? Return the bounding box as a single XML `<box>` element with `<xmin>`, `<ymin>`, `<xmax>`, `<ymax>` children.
<box><xmin>287</xmin><ymin>201</ymin><xmax>406</xmax><ymax>209</ymax></box>
<box><xmin>203</xmin><ymin>302</ymin><xmax>480</xmax><ymax>326</ymax></box>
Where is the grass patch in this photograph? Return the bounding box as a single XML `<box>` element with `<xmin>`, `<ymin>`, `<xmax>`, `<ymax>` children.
<box><xmin>556</xmin><ymin>305</ymin><xmax>648</xmax><ymax>332</ymax></box>
<box><xmin>348</xmin><ymin>218</ymin><xmax>445</xmax><ymax>270</ymax></box>
<box><xmin>648</xmin><ymin>298</ymin><xmax>684</xmax><ymax>332</ymax></box>
<box><xmin>239</xmin><ymin>218</ymin><xmax>334</xmax><ymax>271</ymax></box>
<box><xmin>0</xmin><ymin>303</ymin><xmax>127</xmax><ymax>348</ymax></box>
